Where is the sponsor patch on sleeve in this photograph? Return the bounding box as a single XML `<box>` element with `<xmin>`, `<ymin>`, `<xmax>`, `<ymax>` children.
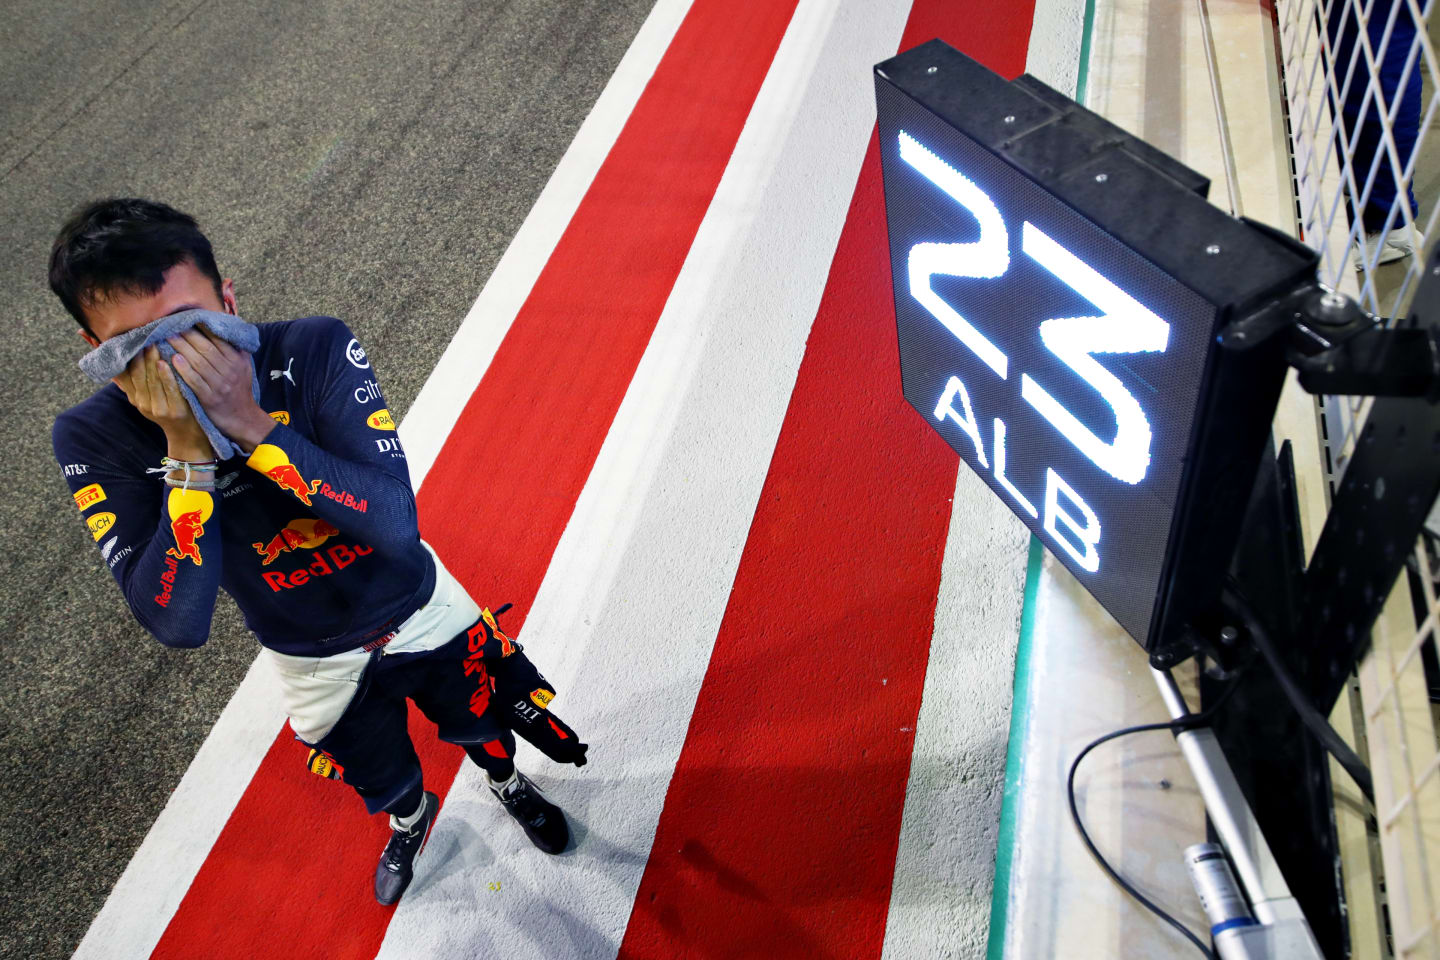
<box><xmin>248</xmin><ymin>444</ymin><xmax>316</xmax><ymax>506</ymax></box>
<box><xmin>530</xmin><ymin>688</ymin><xmax>555</xmax><ymax>710</ymax></box>
<box><xmin>269</xmin><ymin>410</ymin><xmax>291</xmax><ymax>425</ymax></box>
<box><xmin>345</xmin><ymin>338</ymin><xmax>370</xmax><ymax>369</ymax></box>
<box><xmin>86</xmin><ymin>512</ymin><xmax>116</xmax><ymax>541</ymax></box>
<box><xmin>366</xmin><ymin>408</ymin><xmax>395</xmax><ymax>431</ymax></box>
<box><xmin>73</xmin><ymin>483</ymin><xmax>106</xmax><ymax>511</ymax></box>
<box><xmin>165</xmin><ymin>488</ymin><xmax>213</xmax><ymax>567</ymax></box>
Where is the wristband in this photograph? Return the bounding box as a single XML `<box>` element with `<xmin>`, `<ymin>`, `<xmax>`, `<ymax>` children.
<box><xmin>146</xmin><ymin>457</ymin><xmax>220</xmax><ymax>492</ymax></box>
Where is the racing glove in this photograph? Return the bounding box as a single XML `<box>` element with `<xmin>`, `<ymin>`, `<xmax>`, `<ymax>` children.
<box><xmin>473</xmin><ymin>605</ymin><xmax>590</xmax><ymax>767</ymax></box>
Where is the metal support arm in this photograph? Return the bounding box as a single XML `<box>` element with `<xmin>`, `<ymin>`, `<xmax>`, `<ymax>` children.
<box><xmin>1218</xmin><ymin>282</ymin><xmax>1440</xmax><ymax>399</ymax></box>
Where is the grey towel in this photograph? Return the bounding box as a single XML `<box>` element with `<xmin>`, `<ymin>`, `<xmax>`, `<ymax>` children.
<box><xmin>78</xmin><ymin>309</ymin><xmax>262</xmax><ymax>461</ymax></box>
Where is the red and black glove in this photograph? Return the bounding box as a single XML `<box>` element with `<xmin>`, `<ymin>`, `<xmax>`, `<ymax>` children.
<box><xmin>472</xmin><ymin>605</ymin><xmax>590</xmax><ymax>767</ymax></box>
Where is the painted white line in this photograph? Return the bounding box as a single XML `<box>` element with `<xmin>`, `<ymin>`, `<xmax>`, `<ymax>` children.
<box><xmin>399</xmin><ymin>0</ymin><xmax>699</xmax><ymax>492</ymax></box>
<box><xmin>67</xmin><ymin>3</ymin><xmax>692</xmax><ymax>956</ymax></box>
<box><xmin>375</xmin><ymin>0</ymin><xmax>915</xmax><ymax>956</ymax></box>
<box><xmin>881</xmin><ymin>5</ymin><xmax>1085</xmax><ymax>955</ymax></box>
<box><xmin>1024</xmin><ymin>0</ymin><xmax>1088</xmax><ymax>104</ymax></box>
<box><xmin>70</xmin><ymin>656</ymin><xmax>288</xmax><ymax>960</ymax></box>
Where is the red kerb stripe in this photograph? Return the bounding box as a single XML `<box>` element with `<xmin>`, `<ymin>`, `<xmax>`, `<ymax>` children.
<box><xmin>150</xmin><ymin>2</ymin><xmax>802</xmax><ymax>957</ymax></box>
<box><xmin>616</xmin><ymin>4</ymin><xmax>1037</xmax><ymax>958</ymax></box>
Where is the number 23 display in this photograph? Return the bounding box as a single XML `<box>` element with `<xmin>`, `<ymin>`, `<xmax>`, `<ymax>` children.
<box><xmin>876</xmin><ymin>42</ymin><xmax>1317</xmax><ymax>655</ymax></box>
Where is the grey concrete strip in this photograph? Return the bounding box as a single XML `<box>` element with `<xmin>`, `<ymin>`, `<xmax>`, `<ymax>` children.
<box><xmin>881</xmin><ymin>470</ymin><xmax>1030</xmax><ymax>960</ymax></box>
<box><xmin>0</xmin><ymin>2</ymin><xmax>656</xmax><ymax>958</ymax></box>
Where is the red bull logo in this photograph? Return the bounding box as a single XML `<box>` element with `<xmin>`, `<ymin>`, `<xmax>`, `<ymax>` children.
<box><xmin>260</xmin><ymin>542</ymin><xmax>373</xmax><ymax>592</ymax></box>
<box><xmin>248</xmin><ymin>444</ymin><xmax>315</xmax><ymax>506</ymax></box>
<box><xmin>312</xmin><ymin>481</ymin><xmax>367</xmax><ymax>513</ymax></box>
<box><xmin>253</xmin><ymin>518</ymin><xmax>341</xmax><ymax>566</ymax></box>
<box><xmin>483</xmin><ymin>607</ymin><xmax>515</xmax><ymax>656</ymax></box>
<box><xmin>155</xmin><ymin>555</ymin><xmax>179</xmax><ymax>607</ymax></box>
<box><xmin>164</xmin><ymin>489</ymin><xmax>212</xmax><ymax>567</ymax></box>
<box><xmin>465</xmin><ymin>608</ymin><xmax>515</xmax><ymax>659</ymax></box>
<box><xmin>267</xmin><ymin>463</ymin><xmax>313</xmax><ymax>505</ymax></box>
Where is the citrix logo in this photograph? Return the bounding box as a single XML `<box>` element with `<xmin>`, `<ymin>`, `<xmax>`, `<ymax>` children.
<box><xmin>353</xmin><ymin>379</ymin><xmax>382</xmax><ymax>404</ymax></box>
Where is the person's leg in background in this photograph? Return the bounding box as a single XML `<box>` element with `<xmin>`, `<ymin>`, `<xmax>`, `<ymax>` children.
<box><xmin>1332</xmin><ymin>0</ymin><xmax>1426</xmax><ymax>265</ymax></box>
<box><xmin>1361</xmin><ymin>0</ymin><xmax>1423</xmax><ymax>257</ymax></box>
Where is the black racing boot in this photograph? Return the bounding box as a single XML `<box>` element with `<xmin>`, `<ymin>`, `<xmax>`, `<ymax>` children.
<box><xmin>488</xmin><ymin>771</ymin><xmax>569</xmax><ymax>854</ymax></box>
<box><xmin>374</xmin><ymin>790</ymin><xmax>439</xmax><ymax>905</ymax></box>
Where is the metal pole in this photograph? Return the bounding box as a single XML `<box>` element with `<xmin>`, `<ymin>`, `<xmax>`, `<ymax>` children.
<box><xmin>1196</xmin><ymin>0</ymin><xmax>1244</xmax><ymax>217</ymax></box>
<box><xmin>1151</xmin><ymin>667</ymin><xmax>1324</xmax><ymax>958</ymax></box>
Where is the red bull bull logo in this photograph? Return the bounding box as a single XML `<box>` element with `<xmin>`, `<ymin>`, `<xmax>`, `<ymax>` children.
<box><xmin>248</xmin><ymin>444</ymin><xmax>314</xmax><ymax>506</ymax></box>
<box><xmin>164</xmin><ymin>488</ymin><xmax>212</xmax><ymax>567</ymax></box>
<box><xmin>482</xmin><ymin>607</ymin><xmax>515</xmax><ymax>657</ymax></box>
<box><xmin>266</xmin><ymin>463</ymin><xmax>313</xmax><ymax>505</ymax></box>
<box><xmin>252</xmin><ymin>518</ymin><xmax>342</xmax><ymax>566</ymax></box>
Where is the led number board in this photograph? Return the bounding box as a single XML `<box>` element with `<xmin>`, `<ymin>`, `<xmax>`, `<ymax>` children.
<box><xmin>876</xmin><ymin>41</ymin><xmax>1318</xmax><ymax>655</ymax></box>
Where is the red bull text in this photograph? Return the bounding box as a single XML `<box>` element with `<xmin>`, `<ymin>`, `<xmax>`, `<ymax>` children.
<box><xmin>154</xmin><ymin>555</ymin><xmax>179</xmax><ymax>607</ymax></box>
<box><xmin>260</xmin><ymin>543</ymin><xmax>374</xmax><ymax>592</ymax></box>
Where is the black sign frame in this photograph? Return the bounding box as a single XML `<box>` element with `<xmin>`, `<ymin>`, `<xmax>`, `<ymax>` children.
<box><xmin>875</xmin><ymin>41</ymin><xmax>1319</xmax><ymax>660</ymax></box>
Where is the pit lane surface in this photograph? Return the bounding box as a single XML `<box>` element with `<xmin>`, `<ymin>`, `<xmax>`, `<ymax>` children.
<box><xmin>0</xmin><ymin>2</ymin><xmax>1051</xmax><ymax>957</ymax></box>
<box><xmin>1</xmin><ymin>2</ymin><xmax>654</xmax><ymax>955</ymax></box>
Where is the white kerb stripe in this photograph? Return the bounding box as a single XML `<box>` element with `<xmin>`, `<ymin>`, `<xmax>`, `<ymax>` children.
<box><xmin>881</xmin><ymin>1</ymin><xmax>1086</xmax><ymax>955</ymax></box>
<box><xmin>67</xmin><ymin>3</ymin><xmax>691</xmax><ymax>957</ymax></box>
<box><xmin>376</xmin><ymin>0</ymin><xmax>915</xmax><ymax>956</ymax></box>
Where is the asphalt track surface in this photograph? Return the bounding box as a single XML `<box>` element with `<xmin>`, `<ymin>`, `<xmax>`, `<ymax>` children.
<box><xmin>0</xmin><ymin>2</ymin><xmax>655</xmax><ymax>956</ymax></box>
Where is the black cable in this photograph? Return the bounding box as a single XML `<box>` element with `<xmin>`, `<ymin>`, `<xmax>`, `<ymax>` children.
<box><xmin>1067</xmin><ymin>668</ymin><xmax>1249</xmax><ymax>960</ymax></box>
<box><xmin>1223</xmin><ymin>579</ymin><xmax>1376</xmax><ymax>804</ymax></box>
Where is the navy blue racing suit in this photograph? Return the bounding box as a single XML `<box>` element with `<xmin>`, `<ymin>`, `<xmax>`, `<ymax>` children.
<box><xmin>53</xmin><ymin>316</ymin><xmax>434</xmax><ymax>655</ymax></box>
<box><xmin>52</xmin><ymin>316</ymin><xmax>506</xmax><ymax>813</ymax></box>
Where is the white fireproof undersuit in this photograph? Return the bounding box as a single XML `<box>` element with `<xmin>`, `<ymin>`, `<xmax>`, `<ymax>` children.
<box><xmin>265</xmin><ymin>541</ymin><xmax>482</xmax><ymax>744</ymax></box>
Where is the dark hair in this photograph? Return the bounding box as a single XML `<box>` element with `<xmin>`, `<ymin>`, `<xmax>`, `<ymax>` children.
<box><xmin>48</xmin><ymin>198</ymin><xmax>223</xmax><ymax>332</ymax></box>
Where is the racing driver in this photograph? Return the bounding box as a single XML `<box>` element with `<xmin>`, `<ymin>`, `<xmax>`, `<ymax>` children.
<box><xmin>48</xmin><ymin>197</ymin><xmax>581</xmax><ymax>907</ymax></box>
